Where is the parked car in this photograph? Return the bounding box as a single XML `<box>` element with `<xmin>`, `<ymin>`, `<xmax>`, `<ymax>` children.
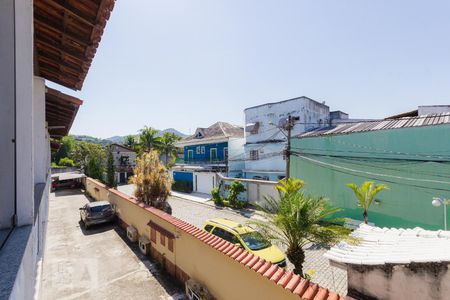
<box><xmin>203</xmin><ymin>218</ymin><xmax>286</xmax><ymax>267</ymax></box>
<box><xmin>79</xmin><ymin>201</ymin><xmax>116</xmax><ymax>229</ymax></box>
<box><xmin>51</xmin><ymin>177</ymin><xmax>82</xmax><ymax>191</ymax></box>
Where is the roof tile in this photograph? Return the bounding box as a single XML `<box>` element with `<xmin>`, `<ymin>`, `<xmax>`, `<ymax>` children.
<box><xmin>89</xmin><ymin>179</ymin><xmax>344</xmax><ymax>300</ymax></box>
<box><xmin>292</xmin><ymin>279</ymin><xmax>310</xmax><ymax>296</ymax></box>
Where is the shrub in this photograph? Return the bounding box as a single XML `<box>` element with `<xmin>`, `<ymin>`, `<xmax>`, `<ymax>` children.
<box><xmin>58</xmin><ymin>157</ymin><xmax>75</xmax><ymax>167</ymax></box>
<box><xmin>211</xmin><ymin>187</ymin><xmax>223</xmax><ymax>206</ymax></box>
<box><xmin>129</xmin><ymin>151</ymin><xmax>172</xmax><ymax>206</ymax></box>
<box><xmin>172</xmin><ymin>180</ymin><xmax>193</xmax><ymax>193</ymax></box>
<box><xmin>228</xmin><ymin>180</ymin><xmax>246</xmax><ymax>208</ymax></box>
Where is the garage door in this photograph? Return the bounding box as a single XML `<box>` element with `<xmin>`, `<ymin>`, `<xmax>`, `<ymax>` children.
<box><xmin>194</xmin><ymin>172</ymin><xmax>215</xmax><ymax>194</ymax></box>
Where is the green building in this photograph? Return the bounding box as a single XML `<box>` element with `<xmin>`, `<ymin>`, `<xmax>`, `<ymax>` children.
<box><xmin>290</xmin><ymin>114</ymin><xmax>450</xmax><ymax>230</ymax></box>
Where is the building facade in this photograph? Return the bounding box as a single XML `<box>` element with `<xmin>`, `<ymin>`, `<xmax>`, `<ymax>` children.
<box><xmin>110</xmin><ymin>143</ymin><xmax>136</xmax><ymax>184</ymax></box>
<box><xmin>0</xmin><ymin>1</ymin><xmax>114</xmax><ymax>299</ymax></box>
<box><xmin>290</xmin><ymin>113</ymin><xmax>450</xmax><ymax>230</ymax></box>
<box><xmin>172</xmin><ymin>122</ymin><xmax>244</xmax><ymax>194</ymax></box>
<box><xmin>243</xmin><ymin>96</ymin><xmax>330</xmax><ymax>181</ymax></box>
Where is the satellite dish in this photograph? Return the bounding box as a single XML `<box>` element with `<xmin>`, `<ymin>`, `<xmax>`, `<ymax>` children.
<box><xmin>278</xmin><ymin>118</ymin><xmax>288</xmax><ymax>128</ymax></box>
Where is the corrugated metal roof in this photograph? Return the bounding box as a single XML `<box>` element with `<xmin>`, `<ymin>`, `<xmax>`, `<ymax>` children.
<box><xmin>297</xmin><ymin>113</ymin><xmax>450</xmax><ymax>138</ymax></box>
<box><xmin>325</xmin><ymin>224</ymin><xmax>450</xmax><ymax>266</ymax></box>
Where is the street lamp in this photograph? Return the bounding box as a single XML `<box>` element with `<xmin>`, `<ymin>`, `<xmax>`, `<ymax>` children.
<box><xmin>432</xmin><ymin>197</ymin><xmax>450</xmax><ymax>230</ymax></box>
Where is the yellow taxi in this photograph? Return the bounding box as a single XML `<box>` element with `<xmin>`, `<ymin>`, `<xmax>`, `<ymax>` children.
<box><xmin>203</xmin><ymin>218</ymin><xmax>286</xmax><ymax>268</ymax></box>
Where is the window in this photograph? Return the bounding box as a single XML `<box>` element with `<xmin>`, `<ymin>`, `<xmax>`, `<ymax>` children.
<box><xmin>210</xmin><ymin>148</ymin><xmax>217</xmax><ymax>161</ymax></box>
<box><xmin>250</xmin><ymin>150</ymin><xmax>259</xmax><ymax>160</ymax></box>
<box><xmin>204</xmin><ymin>224</ymin><xmax>214</xmax><ymax>233</ymax></box>
<box><xmin>160</xmin><ymin>234</ymin><xmax>165</xmax><ymax>246</ymax></box>
<box><xmin>224</xmin><ymin>147</ymin><xmax>228</xmax><ymax>160</ymax></box>
<box><xmin>168</xmin><ymin>238</ymin><xmax>174</xmax><ymax>252</ymax></box>
<box><xmin>196</xmin><ymin>146</ymin><xmax>200</xmax><ymax>154</ymax></box>
<box><xmin>201</xmin><ymin>146</ymin><xmax>205</xmax><ymax>154</ymax></box>
<box><xmin>151</xmin><ymin>228</ymin><xmax>156</xmax><ymax>243</ymax></box>
<box><xmin>187</xmin><ymin>150</ymin><xmax>194</xmax><ymax>161</ymax></box>
<box><xmin>211</xmin><ymin>227</ymin><xmax>238</xmax><ymax>244</ymax></box>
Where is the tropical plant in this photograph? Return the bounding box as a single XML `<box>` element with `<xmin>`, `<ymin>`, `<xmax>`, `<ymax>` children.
<box><xmin>158</xmin><ymin>132</ymin><xmax>182</xmax><ymax>167</ymax></box>
<box><xmin>252</xmin><ymin>179</ymin><xmax>352</xmax><ymax>276</ymax></box>
<box><xmin>129</xmin><ymin>151</ymin><xmax>172</xmax><ymax>213</ymax></box>
<box><xmin>346</xmin><ymin>181</ymin><xmax>388</xmax><ymax>224</ymax></box>
<box><xmin>228</xmin><ymin>180</ymin><xmax>246</xmax><ymax>208</ymax></box>
<box><xmin>58</xmin><ymin>157</ymin><xmax>75</xmax><ymax>167</ymax></box>
<box><xmin>123</xmin><ymin>135</ymin><xmax>138</xmax><ymax>151</ymax></box>
<box><xmin>139</xmin><ymin>126</ymin><xmax>161</xmax><ymax>153</ymax></box>
<box><xmin>106</xmin><ymin>149</ymin><xmax>116</xmax><ymax>188</ymax></box>
<box><xmin>211</xmin><ymin>187</ymin><xmax>224</xmax><ymax>206</ymax></box>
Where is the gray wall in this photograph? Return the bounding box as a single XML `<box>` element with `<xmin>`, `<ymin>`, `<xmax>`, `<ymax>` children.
<box><xmin>0</xmin><ymin>0</ymin><xmax>16</xmax><ymax>229</ymax></box>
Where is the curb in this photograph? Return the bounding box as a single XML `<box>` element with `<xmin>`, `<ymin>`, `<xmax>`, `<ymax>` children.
<box><xmin>169</xmin><ymin>194</ymin><xmax>267</xmax><ymax>220</ymax></box>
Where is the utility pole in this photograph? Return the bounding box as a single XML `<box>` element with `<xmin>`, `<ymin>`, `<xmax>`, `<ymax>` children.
<box><xmin>284</xmin><ymin>115</ymin><xmax>295</xmax><ymax>179</ymax></box>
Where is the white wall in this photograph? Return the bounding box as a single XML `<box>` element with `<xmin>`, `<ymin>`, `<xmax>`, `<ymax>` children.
<box><xmin>418</xmin><ymin>105</ymin><xmax>450</xmax><ymax>115</ymax></box>
<box><xmin>347</xmin><ymin>263</ymin><xmax>450</xmax><ymax>300</ymax></box>
<box><xmin>15</xmin><ymin>0</ymin><xmax>34</xmax><ymax>226</ymax></box>
<box><xmin>227</xmin><ymin>137</ymin><xmax>245</xmax><ymax>177</ymax></box>
<box><xmin>243</xmin><ymin>97</ymin><xmax>329</xmax><ymax>179</ymax></box>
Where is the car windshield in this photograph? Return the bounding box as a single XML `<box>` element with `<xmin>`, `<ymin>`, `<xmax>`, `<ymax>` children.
<box><xmin>90</xmin><ymin>205</ymin><xmax>111</xmax><ymax>213</ymax></box>
<box><xmin>240</xmin><ymin>231</ymin><xmax>271</xmax><ymax>251</ymax></box>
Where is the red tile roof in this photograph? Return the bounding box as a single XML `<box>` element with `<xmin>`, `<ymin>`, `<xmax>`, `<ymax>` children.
<box><xmin>91</xmin><ymin>179</ymin><xmax>344</xmax><ymax>300</ymax></box>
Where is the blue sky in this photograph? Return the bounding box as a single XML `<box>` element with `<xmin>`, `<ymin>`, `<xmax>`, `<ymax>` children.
<box><xmin>49</xmin><ymin>0</ymin><xmax>450</xmax><ymax>138</ymax></box>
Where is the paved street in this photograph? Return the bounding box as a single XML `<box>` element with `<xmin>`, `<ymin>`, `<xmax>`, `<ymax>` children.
<box><xmin>40</xmin><ymin>189</ymin><xmax>184</xmax><ymax>300</ymax></box>
<box><xmin>118</xmin><ymin>184</ymin><xmax>348</xmax><ymax>295</ymax></box>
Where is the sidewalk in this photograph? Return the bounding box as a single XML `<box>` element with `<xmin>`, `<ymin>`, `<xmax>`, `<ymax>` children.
<box><xmin>170</xmin><ymin>191</ymin><xmax>212</xmax><ymax>203</ymax></box>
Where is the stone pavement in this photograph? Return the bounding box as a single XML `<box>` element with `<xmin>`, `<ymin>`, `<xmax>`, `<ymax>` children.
<box><xmin>118</xmin><ymin>184</ymin><xmax>348</xmax><ymax>295</ymax></box>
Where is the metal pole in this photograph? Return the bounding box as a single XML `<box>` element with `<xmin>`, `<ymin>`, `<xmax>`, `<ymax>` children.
<box><xmin>285</xmin><ymin>115</ymin><xmax>292</xmax><ymax>179</ymax></box>
<box><xmin>444</xmin><ymin>203</ymin><xmax>447</xmax><ymax>231</ymax></box>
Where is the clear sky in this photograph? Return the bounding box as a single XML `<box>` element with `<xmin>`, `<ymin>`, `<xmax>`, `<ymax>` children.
<box><xmin>49</xmin><ymin>0</ymin><xmax>450</xmax><ymax>138</ymax></box>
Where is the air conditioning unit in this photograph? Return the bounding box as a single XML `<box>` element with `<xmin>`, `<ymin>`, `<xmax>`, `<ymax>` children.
<box><xmin>185</xmin><ymin>279</ymin><xmax>213</xmax><ymax>300</ymax></box>
<box><xmin>138</xmin><ymin>236</ymin><xmax>151</xmax><ymax>255</ymax></box>
<box><xmin>126</xmin><ymin>226</ymin><xmax>138</xmax><ymax>242</ymax></box>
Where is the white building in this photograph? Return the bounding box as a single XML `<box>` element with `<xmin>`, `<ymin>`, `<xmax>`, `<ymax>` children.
<box><xmin>110</xmin><ymin>144</ymin><xmax>137</xmax><ymax>184</ymax></box>
<box><xmin>0</xmin><ymin>1</ymin><xmax>114</xmax><ymax>299</ymax></box>
<box><xmin>243</xmin><ymin>97</ymin><xmax>330</xmax><ymax>181</ymax></box>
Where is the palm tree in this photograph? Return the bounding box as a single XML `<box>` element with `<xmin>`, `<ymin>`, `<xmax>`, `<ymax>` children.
<box><xmin>158</xmin><ymin>132</ymin><xmax>181</xmax><ymax>167</ymax></box>
<box><xmin>139</xmin><ymin>126</ymin><xmax>161</xmax><ymax>152</ymax></box>
<box><xmin>123</xmin><ymin>135</ymin><xmax>137</xmax><ymax>151</ymax></box>
<box><xmin>253</xmin><ymin>179</ymin><xmax>352</xmax><ymax>276</ymax></box>
<box><xmin>346</xmin><ymin>181</ymin><xmax>388</xmax><ymax>224</ymax></box>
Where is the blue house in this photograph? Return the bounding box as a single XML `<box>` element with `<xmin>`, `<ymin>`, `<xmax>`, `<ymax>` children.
<box><xmin>172</xmin><ymin>122</ymin><xmax>244</xmax><ymax>194</ymax></box>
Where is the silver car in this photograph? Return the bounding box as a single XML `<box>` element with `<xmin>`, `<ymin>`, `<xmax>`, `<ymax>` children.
<box><xmin>80</xmin><ymin>201</ymin><xmax>116</xmax><ymax>229</ymax></box>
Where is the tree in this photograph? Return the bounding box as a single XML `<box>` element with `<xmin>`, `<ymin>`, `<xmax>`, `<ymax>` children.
<box><xmin>158</xmin><ymin>132</ymin><xmax>181</xmax><ymax>167</ymax></box>
<box><xmin>139</xmin><ymin>126</ymin><xmax>161</xmax><ymax>153</ymax></box>
<box><xmin>346</xmin><ymin>181</ymin><xmax>388</xmax><ymax>224</ymax></box>
<box><xmin>52</xmin><ymin>136</ymin><xmax>76</xmax><ymax>164</ymax></box>
<box><xmin>58</xmin><ymin>157</ymin><xmax>75</xmax><ymax>167</ymax></box>
<box><xmin>73</xmin><ymin>142</ymin><xmax>106</xmax><ymax>181</ymax></box>
<box><xmin>124</xmin><ymin>135</ymin><xmax>138</xmax><ymax>151</ymax></box>
<box><xmin>106</xmin><ymin>149</ymin><xmax>116</xmax><ymax>188</ymax></box>
<box><xmin>129</xmin><ymin>150</ymin><xmax>172</xmax><ymax>214</ymax></box>
<box><xmin>253</xmin><ymin>179</ymin><xmax>352</xmax><ymax>276</ymax></box>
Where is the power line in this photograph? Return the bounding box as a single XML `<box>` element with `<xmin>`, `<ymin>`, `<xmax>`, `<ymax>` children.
<box><xmin>300</xmin><ymin>154</ymin><xmax>450</xmax><ymax>180</ymax></box>
<box><xmin>290</xmin><ymin>146</ymin><xmax>450</xmax><ymax>160</ymax></box>
<box><xmin>292</xmin><ymin>152</ymin><xmax>450</xmax><ymax>186</ymax></box>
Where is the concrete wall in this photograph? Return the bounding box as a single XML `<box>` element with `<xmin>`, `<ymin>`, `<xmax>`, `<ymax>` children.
<box><xmin>290</xmin><ymin>124</ymin><xmax>450</xmax><ymax>229</ymax></box>
<box><xmin>217</xmin><ymin>174</ymin><xmax>280</xmax><ymax>207</ymax></box>
<box><xmin>85</xmin><ymin>178</ymin><xmax>300</xmax><ymax>300</ymax></box>
<box><xmin>346</xmin><ymin>263</ymin><xmax>450</xmax><ymax>300</ymax></box>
